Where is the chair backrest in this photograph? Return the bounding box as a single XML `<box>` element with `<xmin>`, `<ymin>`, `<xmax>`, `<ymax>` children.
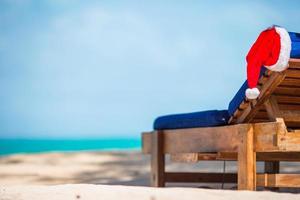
<box><xmin>229</xmin><ymin>58</ymin><xmax>300</xmax><ymax>130</ymax></box>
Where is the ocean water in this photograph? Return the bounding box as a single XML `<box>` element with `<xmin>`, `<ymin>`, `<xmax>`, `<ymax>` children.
<box><xmin>0</xmin><ymin>138</ymin><xmax>141</xmax><ymax>156</ymax></box>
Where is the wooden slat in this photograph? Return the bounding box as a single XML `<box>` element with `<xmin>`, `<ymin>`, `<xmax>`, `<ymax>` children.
<box><xmin>257</xmin><ymin>174</ymin><xmax>300</xmax><ymax>188</ymax></box>
<box><xmin>170</xmin><ymin>153</ymin><xmax>201</xmax><ymax>163</ymax></box>
<box><xmin>142</xmin><ymin>124</ymin><xmax>249</xmax><ymax>154</ymax></box>
<box><xmin>280</xmin><ymin>78</ymin><xmax>300</xmax><ymax>87</ymax></box>
<box><xmin>281</xmin><ymin>110</ymin><xmax>300</xmax><ymax>122</ymax></box>
<box><xmin>288</xmin><ymin>58</ymin><xmax>300</xmax><ymax>69</ymax></box>
<box><xmin>276</xmin><ymin>96</ymin><xmax>300</xmax><ymax>104</ymax></box>
<box><xmin>170</xmin><ymin>152</ymin><xmax>237</xmax><ymax>162</ymax></box>
<box><xmin>274</xmin><ymin>86</ymin><xmax>300</xmax><ymax>96</ymax></box>
<box><xmin>286</xmin><ymin>69</ymin><xmax>300</xmax><ymax>79</ymax></box>
<box><xmin>284</xmin><ymin>122</ymin><xmax>300</xmax><ymax>129</ymax></box>
<box><xmin>165</xmin><ymin>172</ymin><xmax>237</xmax><ymax>183</ymax></box>
<box><xmin>257</xmin><ymin>152</ymin><xmax>300</xmax><ymax>161</ymax></box>
<box><xmin>170</xmin><ymin>152</ymin><xmax>300</xmax><ymax>162</ymax></box>
<box><xmin>279</xmin><ymin>104</ymin><xmax>300</xmax><ymax>110</ymax></box>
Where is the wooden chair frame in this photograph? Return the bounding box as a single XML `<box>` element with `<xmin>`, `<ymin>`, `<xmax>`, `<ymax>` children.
<box><xmin>143</xmin><ymin>119</ymin><xmax>300</xmax><ymax>189</ymax></box>
<box><xmin>141</xmin><ymin>59</ymin><xmax>300</xmax><ymax>190</ymax></box>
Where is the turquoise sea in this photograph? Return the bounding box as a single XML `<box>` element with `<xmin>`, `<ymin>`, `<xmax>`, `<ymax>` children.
<box><xmin>0</xmin><ymin>138</ymin><xmax>141</xmax><ymax>156</ymax></box>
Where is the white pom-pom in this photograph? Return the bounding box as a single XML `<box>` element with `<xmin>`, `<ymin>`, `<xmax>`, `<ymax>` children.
<box><xmin>245</xmin><ymin>88</ymin><xmax>260</xmax><ymax>99</ymax></box>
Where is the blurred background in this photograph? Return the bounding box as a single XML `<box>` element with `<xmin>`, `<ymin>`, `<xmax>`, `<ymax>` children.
<box><xmin>0</xmin><ymin>0</ymin><xmax>299</xmax><ymax>153</ymax></box>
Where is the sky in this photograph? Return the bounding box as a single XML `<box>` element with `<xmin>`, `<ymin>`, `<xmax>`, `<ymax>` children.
<box><xmin>0</xmin><ymin>0</ymin><xmax>299</xmax><ymax>139</ymax></box>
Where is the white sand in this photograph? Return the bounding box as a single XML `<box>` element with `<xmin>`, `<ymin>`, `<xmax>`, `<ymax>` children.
<box><xmin>1</xmin><ymin>184</ymin><xmax>300</xmax><ymax>200</ymax></box>
<box><xmin>1</xmin><ymin>151</ymin><xmax>300</xmax><ymax>200</ymax></box>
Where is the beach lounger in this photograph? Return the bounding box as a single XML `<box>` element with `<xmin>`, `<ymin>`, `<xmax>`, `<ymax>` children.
<box><xmin>142</xmin><ymin>32</ymin><xmax>300</xmax><ymax>190</ymax></box>
<box><xmin>142</xmin><ymin>59</ymin><xmax>300</xmax><ymax>190</ymax></box>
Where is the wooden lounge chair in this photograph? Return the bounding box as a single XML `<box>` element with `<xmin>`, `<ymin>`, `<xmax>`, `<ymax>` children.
<box><xmin>142</xmin><ymin>58</ymin><xmax>300</xmax><ymax>190</ymax></box>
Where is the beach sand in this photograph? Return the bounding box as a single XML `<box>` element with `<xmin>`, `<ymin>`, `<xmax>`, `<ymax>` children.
<box><xmin>1</xmin><ymin>151</ymin><xmax>300</xmax><ymax>199</ymax></box>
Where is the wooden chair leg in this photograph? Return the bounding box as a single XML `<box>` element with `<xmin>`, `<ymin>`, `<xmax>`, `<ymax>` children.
<box><xmin>265</xmin><ymin>161</ymin><xmax>280</xmax><ymax>174</ymax></box>
<box><xmin>238</xmin><ymin>126</ymin><xmax>256</xmax><ymax>190</ymax></box>
<box><xmin>265</xmin><ymin>161</ymin><xmax>280</xmax><ymax>191</ymax></box>
<box><xmin>151</xmin><ymin>131</ymin><xmax>165</xmax><ymax>187</ymax></box>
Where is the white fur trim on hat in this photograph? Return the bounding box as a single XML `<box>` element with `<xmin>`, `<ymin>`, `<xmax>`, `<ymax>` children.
<box><xmin>246</xmin><ymin>87</ymin><xmax>260</xmax><ymax>99</ymax></box>
<box><xmin>265</xmin><ymin>27</ymin><xmax>292</xmax><ymax>72</ymax></box>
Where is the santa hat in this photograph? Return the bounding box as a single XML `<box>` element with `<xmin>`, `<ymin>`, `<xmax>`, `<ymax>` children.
<box><xmin>245</xmin><ymin>26</ymin><xmax>292</xmax><ymax>99</ymax></box>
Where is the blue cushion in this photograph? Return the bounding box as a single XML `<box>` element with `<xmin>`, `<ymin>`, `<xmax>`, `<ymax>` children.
<box><xmin>290</xmin><ymin>32</ymin><xmax>300</xmax><ymax>58</ymax></box>
<box><xmin>153</xmin><ymin>110</ymin><xmax>230</xmax><ymax>130</ymax></box>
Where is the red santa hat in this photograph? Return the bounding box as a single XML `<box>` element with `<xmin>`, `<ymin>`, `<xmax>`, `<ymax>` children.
<box><xmin>245</xmin><ymin>26</ymin><xmax>292</xmax><ymax>99</ymax></box>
